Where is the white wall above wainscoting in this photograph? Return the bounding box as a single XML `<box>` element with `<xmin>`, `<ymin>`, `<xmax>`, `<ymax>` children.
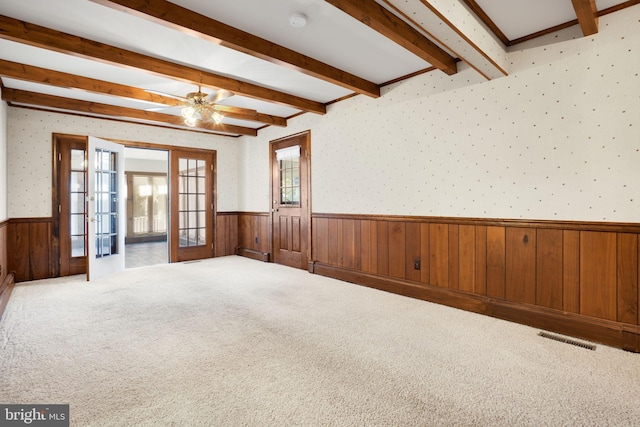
<box><xmin>6</xmin><ymin>109</ymin><xmax>240</xmax><ymax>218</ymax></box>
<box><xmin>239</xmin><ymin>5</ymin><xmax>640</xmax><ymax>223</ymax></box>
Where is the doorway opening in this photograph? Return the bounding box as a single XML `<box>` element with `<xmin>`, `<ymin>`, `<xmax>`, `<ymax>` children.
<box><xmin>53</xmin><ymin>134</ymin><xmax>217</xmax><ymax>279</ymax></box>
<box><xmin>124</xmin><ymin>147</ymin><xmax>169</xmax><ymax>269</ymax></box>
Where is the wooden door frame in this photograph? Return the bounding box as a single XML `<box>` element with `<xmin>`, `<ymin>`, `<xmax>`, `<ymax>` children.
<box><xmin>169</xmin><ymin>149</ymin><xmax>217</xmax><ymax>262</ymax></box>
<box><xmin>269</xmin><ymin>130</ymin><xmax>311</xmax><ymax>270</ymax></box>
<box><xmin>52</xmin><ymin>134</ymin><xmax>218</xmax><ymax>276</ymax></box>
<box><xmin>52</xmin><ymin>133</ymin><xmax>89</xmax><ymax>277</ymax></box>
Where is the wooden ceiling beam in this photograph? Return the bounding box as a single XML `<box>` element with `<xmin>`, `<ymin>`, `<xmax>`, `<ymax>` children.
<box><xmin>462</xmin><ymin>0</ymin><xmax>509</xmax><ymax>46</ymax></box>
<box><xmin>91</xmin><ymin>0</ymin><xmax>381</xmax><ymax>98</ymax></box>
<box><xmin>0</xmin><ymin>15</ymin><xmax>326</xmax><ymax>115</ymax></box>
<box><xmin>0</xmin><ymin>59</ymin><xmax>287</xmax><ymax>127</ymax></box>
<box><xmin>571</xmin><ymin>0</ymin><xmax>599</xmax><ymax>36</ymax></box>
<box><xmin>325</xmin><ymin>0</ymin><xmax>457</xmax><ymax>75</ymax></box>
<box><xmin>2</xmin><ymin>88</ymin><xmax>258</xmax><ymax>136</ymax></box>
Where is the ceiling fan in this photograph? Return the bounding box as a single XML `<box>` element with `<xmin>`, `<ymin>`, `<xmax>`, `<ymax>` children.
<box><xmin>147</xmin><ymin>86</ymin><xmax>234</xmax><ymax>127</ymax></box>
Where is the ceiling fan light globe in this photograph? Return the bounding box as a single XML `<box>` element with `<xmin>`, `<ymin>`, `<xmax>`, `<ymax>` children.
<box><xmin>184</xmin><ymin>116</ymin><xmax>197</xmax><ymax>127</ymax></box>
<box><xmin>212</xmin><ymin>111</ymin><xmax>224</xmax><ymax>125</ymax></box>
<box><xmin>181</xmin><ymin>106</ymin><xmax>196</xmax><ymax>119</ymax></box>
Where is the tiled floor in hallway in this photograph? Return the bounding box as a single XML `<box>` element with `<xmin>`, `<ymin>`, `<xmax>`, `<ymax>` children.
<box><xmin>126</xmin><ymin>241</ymin><xmax>168</xmax><ymax>269</ymax></box>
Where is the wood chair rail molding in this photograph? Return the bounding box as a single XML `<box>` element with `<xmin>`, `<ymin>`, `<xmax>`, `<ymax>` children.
<box><xmin>311</xmin><ymin>212</ymin><xmax>640</xmax><ymax>233</ymax></box>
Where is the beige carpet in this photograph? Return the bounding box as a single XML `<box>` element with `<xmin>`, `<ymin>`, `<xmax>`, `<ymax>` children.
<box><xmin>1</xmin><ymin>256</ymin><xmax>639</xmax><ymax>426</ymax></box>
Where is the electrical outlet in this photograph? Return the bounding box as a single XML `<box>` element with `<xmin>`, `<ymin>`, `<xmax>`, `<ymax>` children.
<box><xmin>414</xmin><ymin>259</ymin><xmax>421</xmax><ymax>270</ymax></box>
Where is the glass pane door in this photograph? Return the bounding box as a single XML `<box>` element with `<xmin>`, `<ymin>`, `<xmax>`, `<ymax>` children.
<box><xmin>178</xmin><ymin>158</ymin><xmax>207</xmax><ymax>247</ymax></box>
<box><xmin>56</xmin><ymin>134</ymin><xmax>90</xmax><ymax>277</ymax></box>
<box><xmin>70</xmin><ymin>148</ymin><xmax>87</xmax><ymax>258</ymax></box>
<box><xmin>94</xmin><ymin>148</ymin><xmax>118</xmax><ymax>258</ymax></box>
<box><xmin>170</xmin><ymin>150</ymin><xmax>214</xmax><ymax>262</ymax></box>
<box><xmin>271</xmin><ymin>133</ymin><xmax>310</xmax><ymax>270</ymax></box>
<box><xmin>87</xmin><ymin>136</ymin><xmax>125</xmax><ymax>280</ymax></box>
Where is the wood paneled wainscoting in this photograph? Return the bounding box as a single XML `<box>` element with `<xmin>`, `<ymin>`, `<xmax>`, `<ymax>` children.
<box><xmin>216</xmin><ymin>212</ymin><xmax>239</xmax><ymax>257</ymax></box>
<box><xmin>6</xmin><ymin>218</ymin><xmax>54</xmax><ymax>283</ymax></box>
<box><xmin>216</xmin><ymin>212</ymin><xmax>270</xmax><ymax>261</ymax></box>
<box><xmin>236</xmin><ymin>212</ymin><xmax>270</xmax><ymax>261</ymax></box>
<box><xmin>310</xmin><ymin>214</ymin><xmax>640</xmax><ymax>353</ymax></box>
<box><xmin>3</xmin><ymin>213</ymin><xmax>266</xmax><ymax>281</ymax></box>
<box><xmin>0</xmin><ymin>219</ymin><xmax>15</xmax><ymax>319</ymax></box>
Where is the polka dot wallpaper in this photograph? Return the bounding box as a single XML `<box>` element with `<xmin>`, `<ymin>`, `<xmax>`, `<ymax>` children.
<box><xmin>6</xmin><ymin>111</ymin><xmax>240</xmax><ymax>217</ymax></box>
<box><xmin>240</xmin><ymin>6</ymin><xmax>640</xmax><ymax>223</ymax></box>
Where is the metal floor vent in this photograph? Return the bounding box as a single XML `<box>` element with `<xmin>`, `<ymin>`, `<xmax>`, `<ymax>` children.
<box><xmin>182</xmin><ymin>260</ymin><xmax>201</xmax><ymax>264</ymax></box>
<box><xmin>538</xmin><ymin>332</ymin><xmax>597</xmax><ymax>351</ymax></box>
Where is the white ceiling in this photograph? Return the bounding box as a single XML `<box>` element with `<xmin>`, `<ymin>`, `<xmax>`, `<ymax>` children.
<box><xmin>0</xmin><ymin>0</ymin><xmax>634</xmax><ymax>137</ymax></box>
<box><xmin>474</xmin><ymin>0</ymin><xmax>628</xmax><ymax>41</ymax></box>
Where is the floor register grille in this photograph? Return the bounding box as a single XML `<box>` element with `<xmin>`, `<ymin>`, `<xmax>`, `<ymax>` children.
<box><xmin>538</xmin><ymin>331</ymin><xmax>597</xmax><ymax>351</ymax></box>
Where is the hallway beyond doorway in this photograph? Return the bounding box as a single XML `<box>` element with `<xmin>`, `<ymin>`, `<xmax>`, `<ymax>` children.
<box><xmin>125</xmin><ymin>242</ymin><xmax>168</xmax><ymax>269</ymax></box>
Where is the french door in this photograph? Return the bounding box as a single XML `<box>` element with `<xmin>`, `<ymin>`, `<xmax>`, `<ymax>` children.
<box><xmin>54</xmin><ymin>136</ymin><xmax>216</xmax><ymax>276</ymax></box>
<box><xmin>270</xmin><ymin>132</ymin><xmax>310</xmax><ymax>269</ymax></box>
<box><xmin>87</xmin><ymin>137</ymin><xmax>126</xmax><ymax>281</ymax></box>
<box><xmin>169</xmin><ymin>150</ymin><xmax>215</xmax><ymax>262</ymax></box>
<box><xmin>55</xmin><ymin>135</ymin><xmax>126</xmax><ymax>279</ymax></box>
<box><xmin>56</xmin><ymin>134</ymin><xmax>89</xmax><ymax>276</ymax></box>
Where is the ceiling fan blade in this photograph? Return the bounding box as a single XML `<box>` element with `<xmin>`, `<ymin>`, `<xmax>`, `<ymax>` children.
<box><xmin>145</xmin><ymin>89</ymin><xmax>188</xmax><ymax>102</ymax></box>
<box><xmin>206</xmin><ymin>89</ymin><xmax>234</xmax><ymax>104</ymax></box>
<box><xmin>211</xmin><ymin>105</ymin><xmax>257</xmax><ymax>115</ymax></box>
<box><xmin>145</xmin><ymin>105</ymin><xmax>181</xmax><ymax>112</ymax></box>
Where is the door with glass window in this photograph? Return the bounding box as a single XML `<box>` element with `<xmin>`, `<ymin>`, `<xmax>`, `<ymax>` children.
<box><xmin>56</xmin><ymin>135</ymin><xmax>88</xmax><ymax>276</ymax></box>
<box><xmin>170</xmin><ymin>150</ymin><xmax>215</xmax><ymax>262</ymax></box>
<box><xmin>87</xmin><ymin>136</ymin><xmax>126</xmax><ymax>281</ymax></box>
<box><xmin>270</xmin><ymin>132</ymin><xmax>310</xmax><ymax>269</ymax></box>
